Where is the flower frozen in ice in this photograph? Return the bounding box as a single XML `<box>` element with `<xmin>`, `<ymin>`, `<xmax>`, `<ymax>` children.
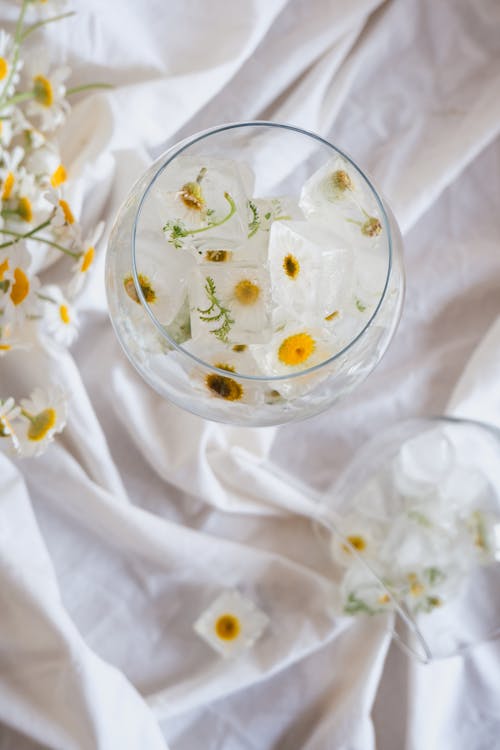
<box><xmin>68</xmin><ymin>221</ymin><xmax>104</xmax><ymax>297</ymax></box>
<box><xmin>39</xmin><ymin>284</ymin><xmax>78</xmax><ymax>346</ymax></box>
<box><xmin>330</xmin><ymin>513</ymin><xmax>384</xmax><ymax>568</ymax></box>
<box><xmin>25</xmin><ymin>51</ymin><xmax>71</xmax><ymax>131</ymax></box>
<box><xmin>191</xmin><ymin>264</ymin><xmax>272</xmax><ymax>344</ymax></box>
<box><xmin>340</xmin><ymin>562</ymin><xmax>395</xmax><ymax>616</ymax></box>
<box><xmin>17</xmin><ymin>385</ymin><xmax>67</xmax><ymax>457</ymax></box>
<box><xmin>193</xmin><ymin>590</ymin><xmax>269</xmax><ymax>658</ymax></box>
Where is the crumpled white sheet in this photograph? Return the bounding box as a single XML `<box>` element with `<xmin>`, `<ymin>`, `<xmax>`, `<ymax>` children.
<box><xmin>1</xmin><ymin>0</ymin><xmax>500</xmax><ymax>748</ymax></box>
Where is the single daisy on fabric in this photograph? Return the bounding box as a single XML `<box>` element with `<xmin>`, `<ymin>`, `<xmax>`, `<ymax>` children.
<box><xmin>193</xmin><ymin>590</ymin><xmax>269</xmax><ymax>658</ymax></box>
<box><xmin>68</xmin><ymin>221</ymin><xmax>104</xmax><ymax>297</ymax></box>
<box><xmin>0</xmin><ymin>30</ymin><xmax>22</xmax><ymax>99</ymax></box>
<box><xmin>39</xmin><ymin>283</ymin><xmax>78</xmax><ymax>346</ymax></box>
<box><xmin>25</xmin><ymin>50</ymin><xmax>71</xmax><ymax>132</ymax></box>
<box><xmin>17</xmin><ymin>385</ymin><xmax>67</xmax><ymax>457</ymax></box>
<box><xmin>0</xmin><ymin>244</ymin><xmax>41</xmax><ymax>326</ymax></box>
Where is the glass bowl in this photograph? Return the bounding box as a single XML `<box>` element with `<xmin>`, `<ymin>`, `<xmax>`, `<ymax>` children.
<box><xmin>105</xmin><ymin>122</ymin><xmax>404</xmax><ymax>426</ymax></box>
<box><xmin>319</xmin><ymin>417</ymin><xmax>500</xmax><ymax>662</ymax></box>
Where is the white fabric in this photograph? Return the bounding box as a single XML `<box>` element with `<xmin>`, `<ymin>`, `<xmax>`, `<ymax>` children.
<box><xmin>1</xmin><ymin>0</ymin><xmax>500</xmax><ymax>748</ymax></box>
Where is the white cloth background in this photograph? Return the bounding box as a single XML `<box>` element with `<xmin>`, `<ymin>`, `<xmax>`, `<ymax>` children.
<box><xmin>1</xmin><ymin>0</ymin><xmax>500</xmax><ymax>748</ymax></box>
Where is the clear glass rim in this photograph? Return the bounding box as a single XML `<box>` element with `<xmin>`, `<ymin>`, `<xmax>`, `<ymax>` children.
<box><xmin>131</xmin><ymin>120</ymin><xmax>395</xmax><ymax>382</ymax></box>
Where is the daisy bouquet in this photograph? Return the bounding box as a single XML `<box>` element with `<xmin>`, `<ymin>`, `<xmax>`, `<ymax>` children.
<box><xmin>0</xmin><ymin>0</ymin><xmax>107</xmax><ymax>457</ymax></box>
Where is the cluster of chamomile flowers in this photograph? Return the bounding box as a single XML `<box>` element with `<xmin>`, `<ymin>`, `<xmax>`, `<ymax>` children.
<box><xmin>0</xmin><ymin>0</ymin><xmax>106</xmax><ymax>457</ymax></box>
<box><xmin>124</xmin><ymin>151</ymin><xmax>387</xmax><ymax>407</ymax></box>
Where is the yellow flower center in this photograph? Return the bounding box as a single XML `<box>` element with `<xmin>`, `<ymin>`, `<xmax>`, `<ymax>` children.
<box><xmin>232</xmin><ymin>344</ymin><xmax>247</xmax><ymax>352</ymax></box>
<box><xmin>325</xmin><ymin>310</ymin><xmax>339</xmax><ymax>322</ymax></box>
<box><xmin>0</xmin><ymin>344</ymin><xmax>11</xmax><ymax>351</ymax></box>
<box><xmin>50</xmin><ymin>164</ymin><xmax>67</xmax><ymax>188</ymax></box>
<box><xmin>361</xmin><ymin>216</ymin><xmax>382</xmax><ymax>237</ymax></box>
<box><xmin>378</xmin><ymin>593</ymin><xmax>391</xmax><ymax>604</ymax></box>
<box><xmin>278</xmin><ymin>332</ymin><xmax>315</xmax><ymax>366</ymax></box>
<box><xmin>342</xmin><ymin>534</ymin><xmax>367</xmax><ymax>553</ymax></box>
<box><xmin>427</xmin><ymin>596</ymin><xmax>442</xmax><ymax>608</ymax></box>
<box><xmin>27</xmin><ymin>408</ymin><xmax>56</xmax><ymax>441</ymax></box>
<box><xmin>283</xmin><ymin>254</ymin><xmax>300</xmax><ymax>279</ymax></box>
<box><xmin>179</xmin><ymin>181</ymin><xmax>204</xmax><ymax>211</ymax></box>
<box><xmin>33</xmin><ymin>74</ymin><xmax>54</xmax><ymax>107</ymax></box>
<box><xmin>214</xmin><ymin>614</ymin><xmax>241</xmax><ymax>641</ymax></box>
<box><xmin>123</xmin><ymin>274</ymin><xmax>157</xmax><ymax>305</ymax></box>
<box><xmin>10</xmin><ymin>267</ymin><xmax>29</xmax><ymax>305</ymax></box>
<box><xmin>0</xmin><ymin>57</ymin><xmax>8</xmax><ymax>80</ymax></box>
<box><xmin>205</xmin><ymin>372</ymin><xmax>243</xmax><ymax>401</ymax></box>
<box><xmin>58</xmin><ymin>199</ymin><xmax>75</xmax><ymax>225</ymax></box>
<box><xmin>205</xmin><ymin>250</ymin><xmax>231</xmax><ymax>262</ymax></box>
<box><xmin>81</xmin><ymin>246</ymin><xmax>95</xmax><ymax>273</ymax></box>
<box><xmin>18</xmin><ymin>196</ymin><xmax>33</xmax><ymax>222</ymax></box>
<box><xmin>0</xmin><ymin>258</ymin><xmax>9</xmax><ymax>279</ymax></box>
<box><xmin>331</xmin><ymin>169</ymin><xmax>353</xmax><ymax>192</ymax></box>
<box><xmin>410</xmin><ymin>582</ymin><xmax>425</xmax><ymax>597</ymax></box>
<box><xmin>59</xmin><ymin>304</ymin><xmax>71</xmax><ymax>324</ymax></box>
<box><xmin>1</xmin><ymin>171</ymin><xmax>14</xmax><ymax>200</ymax></box>
<box><xmin>233</xmin><ymin>279</ymin><xmax>260</xmax><ymax>305</ymax></box>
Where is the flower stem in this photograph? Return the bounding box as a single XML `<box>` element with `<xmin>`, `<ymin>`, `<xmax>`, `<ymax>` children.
<box><xmin>3</xmin><ymin>91</ymin><xmax>35</xmax><ymax>107</ymax></box>
<box><xmin>0</xmin><ymin>218</ymin><xmax>52</xmax><ymax>248</ymax></box>
<box><xmin>0</xmin><ymin>0</ymin><xmax>28</xmax><ymax>108</ymax></box>
<box><xmin>66</xmin><ymin>83</ymin><xmax>114</xmax><ymax>96</ymax></box>
<box><xmin>0</xmin><ymin>228</ymin><xmax>80</xmax><ymax>259</ymax></box>
<box><xmin>185</xmin><ymin>192</ymin><xmax>236</xmax><ymax>236</ymax></box>
<box><xmin>20</xmin><ymin>11</ymin><xmax>77</xmax><ymax>41</ymax></box>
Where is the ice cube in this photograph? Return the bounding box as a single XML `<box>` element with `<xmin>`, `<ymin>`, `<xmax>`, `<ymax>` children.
<box><xmin>251</xmin><ymin>318</ymin><xmax>338</xmax><ymax>377</ymax></box>
<box><xmin>300</xmin><ymin>157</ymin><xmax>385</xmax><ymax>250</ymax></box>
<box><xmin>156</xmin><ymin>156</ymin><xmax>250</xmax><ymax>254</ymax></box>
<box><xmin>123</xmin><ymin>233</ymin><xmax>194</xmax><ymax>326</ymax></box>
<box><xmin>268</xmin><ymin>220</ymin><xmax>354</xmax><ymax>319</ymax></box>
<box><xmin>189</xmin><ymin>263</ymin><xmax>272</xmax><ymax>345</ymax></box>
<box><xmin>393</xmin><ymin>428</ymin><xmax>455</xmax><ymax>498</ymax></box>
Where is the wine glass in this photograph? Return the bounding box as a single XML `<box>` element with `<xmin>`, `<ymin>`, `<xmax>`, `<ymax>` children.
<box><xmin>105</xmin><ymin>122</ymin><xmax>404</xmax><ymax>426</ymax></box>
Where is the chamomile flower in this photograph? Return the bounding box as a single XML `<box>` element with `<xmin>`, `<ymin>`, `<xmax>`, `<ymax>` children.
<box><xmin>17</xmin><ymin>385</ymin><xmax>67</xmax><ymax>457</ymax></box>
<box><xmin>330</xmin><ymin>513</ymin><xmax>384</xmax><ymax>568</ymax></box>
<box><xmin>0</xmin><ymin>244</ymin><xmax>40</xmax><ymax>326</ymax></box>
<box><xmin>190</xmin><ymin>264</ymin><xmax>272</xmax><ymax>345</ymax></box>
<box><xmin>0</xmin><ymin>397</ymin><xmax>20</xmax><ymax>440</ymax></box>
<box><xmin>0</xmin><ymin>323</ymin><xmax>30</xmax><ymax>354</ymax></box>
<box><xmin>39</xmin><ymin>284</ymin><xmax>78</xmax><ymax>346</ymax></box>
<box><xmin>44</xmin><ymin>187</ymin><xmax>81</xmax><ymax>242</ymax></box>
<box><xmin>268</xmin><ymin>220</ymin><xmax>354</xmax><ymax>319</ymax></box>
<box><xmin>0</xmin><ymin>31</ymin><xmax>22</xmax><ymax>98</ymax></box>
<box><xmin>0</xmin><ymin>145</ymin><xmax>24</xmax><ymax>202</ymax></box>
<box><xmin>340</xmin><ymin>562</ymin><xmax>395</xmax><ymax>616</ymax></box>
<box><xmin>193</xmin><ymin>590</ymin><xmax>269</xmax><ymax>658</ymax></box>
<box><xmin>67</xmin><ymin>221</ymin><xmax>104</xmax><ymax>297</ymax></box>
<box><xmin>25</xmin><ymin>51</ymin><xmax>71</xmax><ymax>132</ymax></box>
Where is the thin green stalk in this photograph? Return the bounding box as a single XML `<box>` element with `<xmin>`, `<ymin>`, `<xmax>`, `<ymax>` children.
<box><xmin>66</xmin><ymin>83</ymin><xmax>114</xmax><ymax>96</ymax></box>
<box><xmin>3</xmin><ymin>90</ymin><xmax>35</xmax><ymax>107</ymax></box>
<box><xmin>0</xmin><ymin>218</ymin><xmax>51</xmax><ymax>248</ymax></box>
<box><xmin>0</xmin><ymin>228</ymin><xmax>80</xmax><ymax>259</ymax></box>
<box><xmin>20</xmin><ymin>11</ymin><xmax>76</xmax><ymax>41</ymax></box>
<box><xmin>0</xmin><ymin>0</ymin><xmax>28</xmax><ymax>106</ymax></box>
